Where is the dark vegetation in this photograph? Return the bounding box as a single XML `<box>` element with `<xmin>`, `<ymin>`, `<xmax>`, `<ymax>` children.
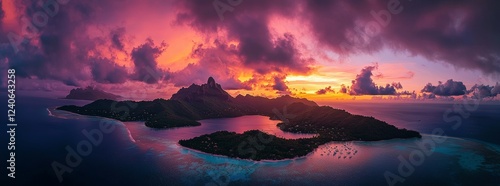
<box><xmin>179</xmin><ymin>130</ymin><xmax>326</xmax><ymax>161</ymax></box>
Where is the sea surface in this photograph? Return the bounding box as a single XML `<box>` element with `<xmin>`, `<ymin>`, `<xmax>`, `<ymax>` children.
<box><xmin>3</xmin><ymin>96</ymin><xmax>500</xmax><ymax>185</ymax></box>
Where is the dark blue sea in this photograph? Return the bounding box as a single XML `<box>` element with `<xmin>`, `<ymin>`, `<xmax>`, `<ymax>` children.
<box><xmin>3</xmin><ymin>95</ymin><xmax>500</xmax><ymax>185</ymax></box>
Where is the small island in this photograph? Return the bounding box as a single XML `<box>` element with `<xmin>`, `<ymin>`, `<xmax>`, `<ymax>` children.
<box><xmin>179</xmin><ymin>102</ymin><xmax>420</xmax><ymax>161</ymax></box>
<box><xmin>64</xmin><ymin>86</ymin><xmax>121</xmax><ymax>100</ymax></box>
<box><xmin>179</xmin><ymin>130</ymin><xmax>326</xmax><ymax>161</ymax></box>
<box><xmin>58</xmin><ymin>77</ymin><xmax>421</xmax><ymax>160</ymax></box>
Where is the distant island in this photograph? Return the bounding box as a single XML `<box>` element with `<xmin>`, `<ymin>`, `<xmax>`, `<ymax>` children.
<box><xmin>64</xmin><ymin>86</ymin><xmax>121</xmax><ymax>101</ymax></box>
<box><xmin>57</xmin><ymin>77</ymin><xmax>420</xmax><ymax>160</ymax></box>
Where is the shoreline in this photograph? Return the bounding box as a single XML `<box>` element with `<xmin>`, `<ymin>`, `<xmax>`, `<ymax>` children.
<box><xmin>50</xmin><ymin>107</ymin><xmax>314</xmax><ymax>162</ymax></box>
<box><xmin>50</xmin><ymin>105</ymin><xmax>421</xmax><ymax>162</ymax></box>
<box><xmin>48</xmin><ymin>106</ymin><xmax>500</xmax><ymax>163</ymax></box>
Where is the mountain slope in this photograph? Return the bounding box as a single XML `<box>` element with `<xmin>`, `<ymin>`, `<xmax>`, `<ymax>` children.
<box><xmin>65</xmin><ymin>86</ymin><xmax>121</xmax><ymax>101</ymax></box>
<box><xmin>57</xmin><ymin>77</ymin><xmax>420</xmax><ymax>141</ymax></box>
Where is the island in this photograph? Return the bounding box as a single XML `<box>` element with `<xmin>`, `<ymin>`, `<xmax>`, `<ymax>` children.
<box><xmin>64</xmin><ymin>86</ymin><xmax>121</xmax><ymax>101</ymax></box>
<box><xmin>57</xmin><ymin>77</ymin><xmax>421</xmax><ymax>160</ymax></box>
<box><xmin>179</xmin><ymin>130</ymin><xmax>326</xmax><ymax>161</ymax></box>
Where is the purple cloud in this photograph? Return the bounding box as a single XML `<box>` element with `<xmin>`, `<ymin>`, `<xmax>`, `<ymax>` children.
<box><xmin>91</xmin><ymin>57</ymin><xmax>128</xmax><ymax>84</ymax></box>
<box><xmin>421</xmin><ymin>79</ymin><xmax>467</xmax><ymax>96</ymax></box>
<box><xmin>468</xmin><ymin>83</ymin><xmax>500</xmax><ymax>98</ymax></box>
<box><xmin>176</xmin><ymin>0</ymin><xmax>312</xmax><ymax>74</ymax></box>
<box><xmin>130</xmin><ymin>39</ymin><xmax>170</xmax><ymax>84</ymax></box>
<box><xmin>348</xmin><ymin>65</ymin><xmax>403</xmax><ymax>95</ymax></box>
<box><xmin>316</xmin><ymin>86</ymin><xmax>335</xmax><ymax>95</ymax></box>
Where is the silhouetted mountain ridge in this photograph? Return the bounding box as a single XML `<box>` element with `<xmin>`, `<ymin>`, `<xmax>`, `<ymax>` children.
<box><xmin>233</xmin><ymin>94</ymin><xmax>318</xmax><ymax>116</ymax></box>
<box><xmin>57</xmin><ymin>77</ymin><xmax>420</xmax><ymax>160</ymax></box>
<box><xmin>65</xmin><ymin>86</ymin><xmax>121</xmax><ymax>100</ymax></box>
<box><xmin>170</xmin><ymin>77</ymin><xmax>232</xmax><ymax>102</ymax></box>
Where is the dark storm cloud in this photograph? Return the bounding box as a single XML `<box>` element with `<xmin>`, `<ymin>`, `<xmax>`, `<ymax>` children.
<box><xmin>110</xmin><ymin>27</ymin><xmax>126</xmax><ymax>52</ymax></box>
<box><xmin>493</xmin><ymin>83</ymin><xmax>500</xmax><ymax>95</ymax></box>
<box><xmin>303</xmin><ymin>0</ymin><xmax>383</xmax><ymax>55</ymax></box>
<box><xmin>348</xmin><ymin>65</ymin><xmax>403</xmax><ymax>95</ymax></box>
<box><xmin>392</xmin><ymin>82</ymin><xmax>403</xmax><ymax>89</ymax></box>
<box><xmin>0</xmin><ymin>1</ymin><xmax>4</xmax><ymax>20</ymax></box>
<box><xmin>0</xmin><ymin>0</ymin><xmax>98</xmax><ymax>86</ymax></box>
<box><xmin>176</xmin><ymin>0</ymin><xmax>312</xmax><ymax>74</ymax></box>
<box><xmin>0</xmin><ymin>0</ymin><xmax>137</xmax><ymax>86</ymax></box>
<box><xmin>421</xmin><ymin>79</ymin><xmax>467</xmax><ymax>96</ymax></box>
<box><xmin>2</xmin><ymin>0</ymin><xmax>499</xmax><ymax>90</ymax></box>
<box><xmin>177</xmin><ymin>0</ymin><xmax>500</xmax><ymax>90</ymax></box>
<box><xmin>178</xmin><ymin>0</ymin><xmax>500</xmax><ymax>75</ymax></box>
<box><xmin>340</xmin><ymin>84</ymin><xmax>348</xmax><ymax>94</ymax></box>
<box><xmin>91</xmin><ymin>58</ymin><xmax>128</xmax><ymax>84</ymax></box>
<box><xmin>272</xmin><ymin>76</ymin><xmax>288</xmax><ymax>92</ymax></box>
<box><xmin>172</xmin><ymin>40</ymin><xmax>251</xmax><ymax>90</ymax></box>
<box><xmin>0</xmin><ymin>1</ymin><xmax>7</xmax><ymax>38</ymax></box>
<box><xmin>130</xmin><ymin>39</ymin><xmax>169</xmax><ymax>84</ymax></box>
<box><xmin>422</xmin><ymin>93</ymin><xmax>437</xmax><ymax>99</ymax></box>
<box><xmin>468</xmin><ymin>83</ymin><xmax>500</xmax><ymax>98</ymax></box>
<box><xmin>316</xmin><ymin>86</ymin><xmax>335</xmax><ymax>95</ymax></box>
<box><xmin>177</xmin><ymin>0</ymin><xmax>297</xmax><ymax>33</ymax></box>
<box><xmin>225</xmin><ymin>17</ymin><xmax>311</xmax><ymax>74</ymax></box>
<box><xmin>304</xmin><ymin>0</ymin><xmax>500</xmax><ymax>74</ymax></box>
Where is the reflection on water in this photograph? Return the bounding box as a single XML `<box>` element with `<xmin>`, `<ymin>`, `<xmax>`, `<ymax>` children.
<box><xmin>126</xmin><ymin>115</ymin><xmax>316</xmax><ymax>142</ymax></box>
<box><xmin>50</xmin><ymin>107</ymin><xmax>500</xmax><ymax>185</ymax></box>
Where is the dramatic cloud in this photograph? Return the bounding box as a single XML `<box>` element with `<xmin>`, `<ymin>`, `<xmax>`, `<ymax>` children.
<box><xmin>316</xmin><ymin>86</ymin><xmax>335</xmax><ymax>95</ymax></box>
<box><xmin>91</xmin><ymin>58</ymin><xmax>128</xmax><ymax>84</ymax></box>
<box><xmin>339</xmin><ymin>84</ymin><xmax>348</xmax><ymax>94</ymax></box>
<box><xmin>304</xmin><ymin>0</ymin><xmax>500</xmax><ymax>75</ymax></box>
<box><xmin>493</xmin><ymin>83</ymin><xmax>500</xmax><ymax>95</ymax></box>
<box><xmin>0</xmin><ymin>1</ymin><xmax>4</xmax><ymax>21</ymax></box>
<box><xmin>348</xmin><ymin>65</ymin><xmax>403</xmax><ymax>95</ymax></box>
<box><xmin>421</xmin><ymin>79</ymin><xmax>467</xmax><ymax>96</ymax></box>
<box><xmin>421</xmin><ymin>93</ymin><xmax>437</xmax><ymax>99</ymax></box>
<box><xmin>0</xmin><ymin>0</ymin><xmax>146</xmax><ymax>86</ymax></box>
<box><xmin>176</xmin><ymin>0</ymin><xmax>312</xmax><ymax>74</ymax></box>
<box><xmin>2</xmin><ymin>0</ymin><xmax>499</xmax><ymax>97</ymax></box>
<box><xmin>130</xmin><ymin>39</ymin><xmax>169</xmax><ymax>84</ymax></box>
<box><xmin>1</xmin><ymin>1</ymin><xmax>102</xmax><ymax>86</ymax></box>
<box><xmin>468</xmin><ymin>83</ymin><xmax>500</xmax><ymax>98</ymax></box>
<box><xmin>303</xmin><ymin>1</ymin><xmax>382</xmax><ymax>55</ymax></box>
<box><xmin>392</xmin><ymin>82</ymin><xmax>403</xmax><ymax>89</ymax></box>
<box><xmin>272</xmin><ymin>75</ymin><xmax>289</xmax><ymax>92</ymax></box>
<box><xmin>171</xmin><ymin>40</ymin><xmax>251</xmax><ymax>90</ymax></box>
<box><xmin>110</xmin><ymin>27</ymin><xmax>126</xmax><ymax>52</ymax></box>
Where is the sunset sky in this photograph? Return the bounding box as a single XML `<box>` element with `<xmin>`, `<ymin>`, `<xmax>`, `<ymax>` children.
<box><xmin>1</xmin><ymin>0</ymin><xmax>499</xmax><ymax>101</ymax></box>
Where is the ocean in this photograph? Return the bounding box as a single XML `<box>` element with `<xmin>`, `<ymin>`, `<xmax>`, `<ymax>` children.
<box><xmin>3</xmin><ymin>96</ymin><xmax>500</xmax><ymax>185</ymax></box>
